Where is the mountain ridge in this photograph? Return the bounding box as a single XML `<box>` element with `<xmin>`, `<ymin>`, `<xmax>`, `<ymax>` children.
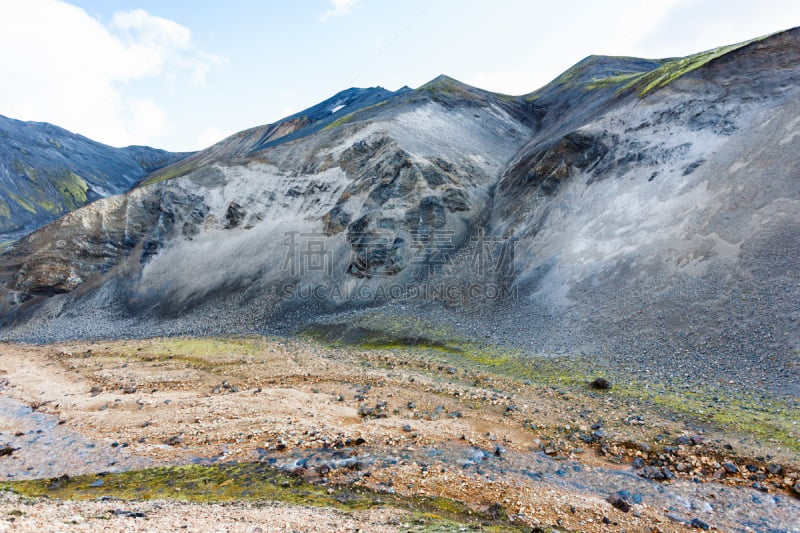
<box><xmin>0</xmin><ymin>28</ymin><xmax>798</xmax><ymax>396</ymax></box>
<box><xmin>0</xmin><ymin>114</ymin><xmax>190</xmax><ymax>240</ymax></box>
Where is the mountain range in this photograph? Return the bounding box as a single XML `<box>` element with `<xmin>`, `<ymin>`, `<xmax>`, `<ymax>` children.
<box><xmin>0</xmin><ymin>114</ymin><xmax>188</xmax><ymax>240</ymax></box>
<box><xmin>0</xmin><ymin>28</ymin><xmax>798</xmax><ymax>395</ymax></box>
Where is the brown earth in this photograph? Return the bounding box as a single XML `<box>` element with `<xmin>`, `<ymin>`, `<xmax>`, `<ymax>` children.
<box><xmin>0</xmin><ymin>336</ymin><xmax>798</xmax><ymax>532</ymax></box>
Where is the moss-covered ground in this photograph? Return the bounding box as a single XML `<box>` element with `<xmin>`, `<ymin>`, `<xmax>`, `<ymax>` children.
<box><xmin>0</xmin><ymin>463</ymin><xmax>530</xmax><ymax>532</ymax></box>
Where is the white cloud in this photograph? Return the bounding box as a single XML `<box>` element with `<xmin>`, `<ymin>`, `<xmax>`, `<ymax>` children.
<box><xmin>633</xmin><ymin>0</ymin><xmax>800</xmax><ymax>57</ymax></box>
<box><xmin>196</xmin><ymin>126</ymin><xmax>233</xmax><ymax>148</ymax></box>
<box><xmin>126</xmin><ymin>98</ymin><xmax>170</xmax><ymax>141</ymax></box>
<box><xmin>322</xmin><ymin>0</ymin><xmax>360</xmax><ymax>21</ymax></box>
<box><xmin>464</xmin><ymin>70</ymin><xmax>550</xmax><ymax>96</ymax></box>
<box><xmin>0</xmin><ymin>0</ymin><xmax>221</xmax><ymax>148</ymax></box>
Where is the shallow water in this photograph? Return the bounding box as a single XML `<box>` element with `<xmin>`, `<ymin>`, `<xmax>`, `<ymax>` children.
<box><xmin>0</xmin><ymin>396</ymin><xmax>151</xmax><ymax>480</ymax></box>
<box><xmin>1</xmin><ymin>395</ymin><xmax>798</xmax><ymax>532</ymax></box>
<box><xmin>263</xmin><ymin>443</ymin><xmax>800</xmax><ymax>533</ymax></box>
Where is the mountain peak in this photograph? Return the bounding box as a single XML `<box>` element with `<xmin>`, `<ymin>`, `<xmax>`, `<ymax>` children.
<box><xmin>418</xmin><ymin>74</ymin><xmax>473</xmax><ymax>91</ymax></box>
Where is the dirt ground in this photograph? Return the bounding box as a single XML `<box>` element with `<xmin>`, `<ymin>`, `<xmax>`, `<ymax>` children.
<box><xmin>0</xmin><ymin>336</ymin><xmax>798</xmax><ymax>532</ymax></box>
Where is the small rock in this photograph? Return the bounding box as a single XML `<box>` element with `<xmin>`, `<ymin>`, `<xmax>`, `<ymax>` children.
<box><xmin>589</xmin><ymin>377</ymin><xmax>612</xmax><ymax>390</ymax></box>
<box><xmin>607</xmin><ymin>493</ymin><xmax>631</xmax><ymax>512</ymax></box>
<box><xmin>767</xmin><ymin>463</ymin><xmax>783</xmax><ymax>475</ymax></box>
<box><xmin>122</xmin><ymin>386</ymin><xmax>136</xmax><ymax>394</ymax></box>
<box><xmin>0</xmin><ymin>444</ymin><xmax>18</xmax><ymax>457</ymax></box>
<box><xmin>486</xmin><ymin>502</ymin><xmax>505</xmax><ymax>520</ymax></box>
<box><xmin>163</xmin><ymin>434</ymin><xmax>184</xmax><ymax>446</ymax></box>
<box><xmin>690</xmin><ymin>518</ymin><xmax>710</xmax><ymax>530</ymax></box>
<box><xmin>639</xmin><ymin>466</ymin><xmax>672</xmax><ymax>481</ymax></box>
<box><xmin>722</xmin><ymin>462</ymin><xmax>738</xmax><ymax>474</ymax></box>
<box><xmin>110</xmin><ymin>510</ymin><xmax>147</xmax><ymax>518</ymax></box>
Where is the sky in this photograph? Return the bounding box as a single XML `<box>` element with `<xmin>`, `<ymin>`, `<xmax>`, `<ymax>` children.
<box><xmin>1</xmin><ymin>0</ymin><xmax>799</xmax><ymax>152</ymax></box>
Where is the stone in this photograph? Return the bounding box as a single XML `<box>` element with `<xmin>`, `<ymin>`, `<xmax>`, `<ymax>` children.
<box><xmin>589</xmin><ymin>378</ymin><xmax>612</xmax><ymax>390</ymax></box>
<box><xmin>722</xmin><ymin>462</ymin><xmax>739</xmax><ymax>474</ymax></box>
<box><xmin>767</xmin><ymin>463</ymin><xmax>783</xmax><ymax>475</ymax></box>
<box><xmin>607</xmin><ymin>492</ymin><xmax>631</xmax><ymax>512</ymax></box>
<box><xmin>0</xmin><ymin>444</ymin><xmax>18</xmax><ymax>457</ymax></box>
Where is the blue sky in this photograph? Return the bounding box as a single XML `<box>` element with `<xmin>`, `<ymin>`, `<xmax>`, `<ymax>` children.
<box><xmin>1</xmin><ymin>0</ymin><xmax>799</xmax><ymax>151</ymax></box>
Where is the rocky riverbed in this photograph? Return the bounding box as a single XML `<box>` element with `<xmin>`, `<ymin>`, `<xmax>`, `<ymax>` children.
<box><xmin>1</xmin><ymin>335</ymin><xmax>799</xmax><ymax>532</ymax></box>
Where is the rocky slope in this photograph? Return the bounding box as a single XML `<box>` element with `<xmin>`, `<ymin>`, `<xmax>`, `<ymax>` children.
<box><xmin>0</xmin><ymin>29</ymin><xmax>798</xmax><ymax>395</ymax></box>
<box><xmin>138</xmin><ymin>86</ymin><xmax>410</xmax><ymax>186</ymax></box>
<box><xmin>0</xmin><ymin>115</ymin><xmax>189</xmax><ymax>240</ymax></box>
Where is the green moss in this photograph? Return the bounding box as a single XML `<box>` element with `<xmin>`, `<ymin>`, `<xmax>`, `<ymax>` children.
<box><xmin>91</xmin><ymin>336</ymin><xmax>268</xmax><ymax>372</ymax></box>
<box><xmin>0</xmin><ymin>463</ymin><xmax>528</xmax><ymax>531</ymax></box>
<box><xmin>37</xmin><ymin>198</ymin><xmax>60</xmax><ymax>214</ymax></box>
<box><xmin>625</xmin><ymin>34</ymin><xmax>770</xmax><ymax>97</ymax></box>
<box><xmin>140</xmin><ymin>162</ymin><xmax>196</xmax><ymax>187</ymax></box>
<box><xmin>420</xmin><ymin>76</ymin><xmax>475</xmax><ymax>99</ymax></box>
<box><xmin>7</xmin><ymin>192</ymin><xmax>37</xmax><ymax>214</ymax></box>
<box><xmin>150</xmin><ymin>336</ymin><xmax>264</xmax><ymax>357</ymax></box>
<box><xmin>308</xmin><ymin>310</ymin><xmax>800</xmax><ymax>451</ymax></box>
<box><xmin>53</xmin><ymin>171</ymin><xmax>88</xmax><ymax>211</ymax></box>
<box><xmin>633</xmin><ymin>386</ymin><xmax>800</xmax><ymax>449</ymax></box>
<box><xmin>321</xmin><ymin>100</ymin><xmax>391</xmax><ymax>132</ymax></box>
<box><xmin>322</xmin><ymin>112</ymin><xmax>357</xmax><ymax>131</ymax></box>
<box><xmin>584</xmin><ymin>71</ymin><xmax>647</xmax><ymax>90</ymax></box>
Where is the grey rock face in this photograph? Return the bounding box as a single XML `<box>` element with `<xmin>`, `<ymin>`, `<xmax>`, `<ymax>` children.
<box><xmin>0</xmin><ymin>115</ymin><xmax>189</xmax><ymax>240</ymax></box>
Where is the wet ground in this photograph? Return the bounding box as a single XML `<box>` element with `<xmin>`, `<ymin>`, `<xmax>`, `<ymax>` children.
<box><xmin>0</xmin><ymin>397</ymin><xmax>151</xmax><ymax>479</ymax></box>
<box><xmin>1</xmin><ymin>336</ymin><xmax>799</xmax><ymax>532</ymax></box>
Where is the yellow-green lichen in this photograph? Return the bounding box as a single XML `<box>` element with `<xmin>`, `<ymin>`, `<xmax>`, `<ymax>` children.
<box><xmin>7</xmin><ymin>193</ymin><xmax>37</xmax><ymax>214</ymax></box>
<box><xmin>584</xmin><ymin>71</ymin><xmax>647</xmax><ymax>90</ymax></box>
<box><xmin>625</xmin><ymin>34</ymin><xmax>770</xmax><ymax>97</ymax></box>
<box><xmin>140</xmin><ymin>162</ymin><xmax>196</xmax><ymax>187</ymax></box>
<box><xmin>54</xmin><ymin>171</ymin><xmax>89</xmax><ymax>211</ymax></box>
<box><xmin>0</xmin><ymin>463</ymin><xmax>528</xmax><ymax>531</ymax></box>
<box><xmin>307</xmin><ymin>311</ymin><xmax>800</xmax><ymax>452</ymax></box>
<box><xmin>323</xmin><ymin>112</ymin><xmax>357</xmax><ymax>131</ymax></box>
<box><xmin>322</xmin><ymin>100</ymin><xmax>391</xmax><ymax>132</ymax></box>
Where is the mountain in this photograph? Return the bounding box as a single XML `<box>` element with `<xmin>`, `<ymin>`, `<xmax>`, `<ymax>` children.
<box><xmin>139</xmin><ymin>86</ymin><xmax>409</xmax><ymax>186</ymax></box>
<box><xmin>0</xmin><ymin>115</ymin><xmax>190</xmax><ymax>240</ymax></box>
<box><xmin>0</xmin><ymin>28</ymin><xmax>798</xmax><ymax>394</ymax></box>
